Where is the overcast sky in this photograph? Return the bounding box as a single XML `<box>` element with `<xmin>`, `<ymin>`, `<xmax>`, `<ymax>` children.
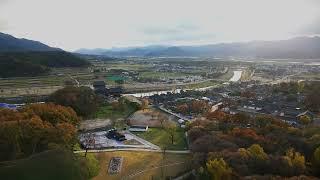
<box><xmin>0</xmin><ymin>0</ymin><xmax>320</xmax><ymax>51</ymax></box>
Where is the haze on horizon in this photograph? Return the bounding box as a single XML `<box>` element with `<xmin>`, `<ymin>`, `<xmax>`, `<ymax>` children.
<box><xmin>0</xmin><ymin>0</ymin><xmax>320</xmax><ymax>51</ymax></box>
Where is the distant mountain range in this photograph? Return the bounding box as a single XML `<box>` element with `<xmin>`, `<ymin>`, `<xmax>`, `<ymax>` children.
<box><xmin>75</xmin><ymin>36</ymin><xmax>320</xmax><ymax>59</ymax></box>
<box><xmin>0</xmin><ymin>32</ymin><xmax>89</xmax><ymax>77</ymax></box>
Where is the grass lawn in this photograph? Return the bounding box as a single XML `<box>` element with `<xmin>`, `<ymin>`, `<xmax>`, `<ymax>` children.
<box><xmin>139</xmin><ymin>71</ymin><xmax>186</xmax><ymax>79</ymax></box>
<box><xmin>134</xmin><ymin>128</ymin><xmax>188</xmax><ymax>150</ymax></box>
<box><xmin>93</xmin><ymin>103</ymin><xmax>136</xmax><ymax>120</ymax></box>
<box><xmin>93</xmin><ymin>151</ymin><xmax>192</xmax><ymax>180</ymax></box>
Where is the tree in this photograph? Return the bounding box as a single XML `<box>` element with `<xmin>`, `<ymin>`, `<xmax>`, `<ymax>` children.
<box><xmin>111</xmin><ymin>101</ymin><xmax>120</xmax><ymax>110</ymax></box>
<box><xmin>140</xmin><ymin>98</ymin><xmax>149</xmax><ymax>111</ymax></box>
<box><xmin>313</xmin><ymin>146</ymin><xmax>320</xmax><ymax>175</ymax></box>
<box><xmin>190</xmin><ymin>100</ymin><xmax>209</xmax><ymax>114</ymax></box>
<box><xmin>206</xmin><ymin>158</ymin><xmax>232</xmax><ymax>180</ymax></box>
<box><xmin>0</xmin><ymin>103</ymin><xmax>80</xmax><ymax>161</ymax></box>
<box><xmin>176</xmin><ymin>104</ymin><xmax>188</xmax><ymax>114</ymax></box>
<box><xmin>314</xmin><ymin>147</ymin><xmax>320</xmax><ymax>166</ymax></box>
<box><xmin>22</xmin><ymin>103</ymin><xmax>80</xmax><ymax>126</ymax></box>
<box><xmin>299</xmin><ymin>115</ymin><xmax>311</xmax><ymax>127</ymax></box>
<box><xmin>247</xmin><ymin>144</ymin><xmax>268</xmax><ymax>161</ymax></box>
<box><xmin>49</xmin><ymin>86</ymin><xmax>100</xmax><ymax>117</ymax></box>
<box><xmin>164</xmin><ymin>123</ymin><xmax>177</xmax><ymax>144</ymax></box>
<box><xmin>254</xmin><ymin>115</ymin><xmax>273</xmax><ymax>128</ymax></box>
<box><xmin>282</xmin><ymin>148</ymin><xmax>306</xmax><ymax>175</ymax></box>
<box><xmin>188</xmin><ymin>126</ymin><xmax>207</xmax><ymax>142</ymax></box>
<box><xmin>305</xmin><ymin>86</ymin><xmax>320</xmax><ymax>112</ymax></box>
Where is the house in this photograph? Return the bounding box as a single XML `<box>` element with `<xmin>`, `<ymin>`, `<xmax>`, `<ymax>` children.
<box><xmin>109</xmin><ymin>87</ymin><xmax>124</xmax><ymax>96</ymax></box>
<box><xmin>129</xmin><ymin>125</ymin><xmax>149</xmax><ymax>132</ymax></box>
<box><xmin>93</xmin><ymin>81</ymin><xmax>106</xmax><ymax>89</ymax></box>
<box><xmin>0</xmin><ymin>103</ymin><xmax>17</xmax><ymax>110</ymax></box>
<box><xmin>93</xmin><ymin>81</ymin><xmax>107</xmax><ymax>95</ymax></box>
<box><xmin>296</xmin><ymin>110</ymin><xmax>315</xmax><ymax>120</ymax></box>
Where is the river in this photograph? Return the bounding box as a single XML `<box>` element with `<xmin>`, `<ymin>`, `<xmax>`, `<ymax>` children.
<box><xmin>229</xmin><ymin>71</ymin><xmax>242</xmax><ymax>82</ymax></box>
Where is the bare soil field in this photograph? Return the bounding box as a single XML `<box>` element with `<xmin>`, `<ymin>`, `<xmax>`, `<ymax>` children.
<box><xmin>128</xmin><ymin>109</ymin><xmax>176</xmax><ymax>127</ymax></box>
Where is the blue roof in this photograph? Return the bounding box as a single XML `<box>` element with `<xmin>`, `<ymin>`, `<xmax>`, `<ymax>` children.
<box><xmin>0</xmin><ymin>103</ymin><xmax>17</xmax><ymax>110</ymax></box>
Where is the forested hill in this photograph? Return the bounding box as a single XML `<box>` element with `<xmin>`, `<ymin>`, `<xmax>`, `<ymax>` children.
<box><xmin>0</xmin><ymin>32</ymin><xmax>90</xmax><ymax>77</ymax></box>
<box><xmin>0</xmin><ymin>32</ymin><xmax>61</xmax><ymax>52</ymax></box>
<box><xmin>0</xmin><ymin>51</ymin><xmax>90</xmax><ymax>77</ymax></box>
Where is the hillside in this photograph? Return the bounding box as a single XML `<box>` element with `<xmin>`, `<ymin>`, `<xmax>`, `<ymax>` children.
<box><xmin>0</xmin><ymin>51</ymin><xmax>90</xmax><ymax>77</ymax></box>
<box><xmin>0</xmin><ymin>32</ymin><xmax>61</xmax><ymax>52</ymax></box>
<box><xmin>0</xmin><ymin>32</ymin><xmax>90</xmax><ymax>77</ymax></box>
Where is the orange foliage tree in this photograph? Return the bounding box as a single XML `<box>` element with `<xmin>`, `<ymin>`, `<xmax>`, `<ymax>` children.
<box><xmin>0</xmin><ymin>103</ymin><xmax>80</xmax><ymax>161</ymax></box>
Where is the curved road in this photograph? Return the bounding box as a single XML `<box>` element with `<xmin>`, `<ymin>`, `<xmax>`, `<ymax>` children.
<box><xmin>74</xmin><ymin>148</ymin><xmax>190</xmax><ymax>154</ymax></box>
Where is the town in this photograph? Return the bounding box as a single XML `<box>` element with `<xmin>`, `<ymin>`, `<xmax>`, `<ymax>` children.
<box><xmin>1</xmin><ymin>0</ymin><xmax>320</xmax><ymax>179</ymax></box>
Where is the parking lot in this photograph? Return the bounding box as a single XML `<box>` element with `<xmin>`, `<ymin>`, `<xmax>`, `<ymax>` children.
<box><xmin>79</xmin><ymin>131</ymin><xmax>160</xmax><ymax>150</ymax></box>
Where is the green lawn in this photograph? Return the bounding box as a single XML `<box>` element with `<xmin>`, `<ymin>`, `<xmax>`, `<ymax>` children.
<box><xmin>139</xmin><ymin>72</ymin><xmax>186</xmax><ymax>79</ymax></box>
<box><xmin>134</xmin><ymin>127</ymin><xmax>188</xmax><ymax>150</ymax></box>
<box><xmin>93</xmin><ymin>103</ymin><xmax>137</xmax><ymax>120</ymax></box>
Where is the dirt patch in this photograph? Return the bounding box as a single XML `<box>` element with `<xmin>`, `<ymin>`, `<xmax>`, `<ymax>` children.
<box><xmin>79</xmin><ymin>119</ymin><xmax>112</xmax><ymax>131</ymax></box>
<box><xmin>128</xmin><ymin>109</ymin><xmax>174</xmax><ymax>127</ymax></box>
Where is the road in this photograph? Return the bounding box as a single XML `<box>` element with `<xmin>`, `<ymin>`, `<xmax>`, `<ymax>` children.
<box><xmin>74</xmin><ymin>148</ymin><xmax>191</xmax><ymax>154</ymax></box>
<box><xmin>157</xmin><ymin>105</ymin><xmax>190</xmax><ymax>121</ymax></box>
<box><xmin>270</xmin><ymin>72</ymin><xmax>302</xmax><ymax>85</ymax></box>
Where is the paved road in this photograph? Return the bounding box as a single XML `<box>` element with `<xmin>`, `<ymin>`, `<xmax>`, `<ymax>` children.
<box><xmin>74</xmin><ymin>148</ymin><xmax>191</xmax><ymax>154</ymax></box>
<box><xmin>157</xmin><ymin>105</ymin><xmax>190</xmax><ymax>121</ymax></box>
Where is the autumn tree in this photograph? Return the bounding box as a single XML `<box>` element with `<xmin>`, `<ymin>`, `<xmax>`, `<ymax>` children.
<box><xmin>111</xmin><ymin>101</ymin><xmax>120</xmax><ymax>110</ymax></box>
<box><xmin>282</xmin><ymin>148</ymin><xmax>306</xmax><ymax>175</ymax></box>
<box><xmin>299</xmin><ymin>115</ymin><xmax>311</xmax><ymax>127</ymax></box>
<box><xmin>254</xmin><ymin>115</ymin><xmax>274</xmax><ymax>128</ymax></box>
<box><xmin>0</xmin><ymin>103</ymin><xmax>79</xmax><ymax>161</ymax></box>
<box><xmin>304</xmin><ymin>84</ymin><xmax>320</xmax><ymax>112</ymax></box>
<box><xmin>176</xmin><ymin>103</ymin><xmax>189</xmax><ymax>114</ymax></box>
<box><xmin>190</xmin><ymin>100</ymin><xmax>209</xmax><ymax>114</ymax></box>
<box><xmin>206</xmin><ymin>158</ymin><xmax>232</xmax><ymax>180</ymax></box>
<box><xmin>140</xmin><ymin>98</ymin><xmax>149</xmax><ymax>111</ymax></box>
<box><xmin>206</xmin><ymin>111</ymin><xmax>228</xmax><ymax>122</ymax></box>
<box><xmin>49</xmin><ymin>86</ymin><xmax>100</xmax><ymax>117</ymax></box>
<box><xmin>246</xmin><ymin>144</ymin><xmax>268</xmax><ymax>161</ymax></box>
<box><xmin>22</xmin><ymin>103</ymin><xmax>80</xmax><ymax>126</ymax></box>
<box><xmin>313</xmin><ymin>146</ymin><xmax>320</xmax><ymax>175</ymax></box>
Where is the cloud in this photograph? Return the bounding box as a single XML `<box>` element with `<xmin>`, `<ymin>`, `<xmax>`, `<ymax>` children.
<box><xmin>0</xmin><ymin>0</ymin><xmax>320</xmax><ymax>50</ymax></box>
<box><xmin>0</xmin><ymin>21</ymin><xmax>7</xmax><ymax>31</ymax></box>
<box><xmin>299</xmin><ymin>16</ymin><xmax>320</xmax><ymax>35</ymax></box>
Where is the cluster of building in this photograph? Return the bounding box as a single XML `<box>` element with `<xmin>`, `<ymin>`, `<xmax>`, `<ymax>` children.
<box><xmin>149</xmin><ymin>81</ymin><xmax>317</xmax><ymax>126</ymax></box>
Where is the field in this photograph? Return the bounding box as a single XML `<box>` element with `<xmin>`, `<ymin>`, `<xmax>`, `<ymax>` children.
<box><xmin>134</xmin><ymin>128</ymin><xmax>188</xmax><ymax>150</ymax></box>
<box><xmin>93</xmin><ymin>104</ymin><xmax>136</xmax><ymax>120</ymax></box>
<box><xmin>93</xmin><ymin>151</ymin><xmax>192</xmax><ymax>180</ymax></box>
<box><xmin>184</xmin><ymin>79</ymin><xmax>218</xmax><ymax>89</ymax></box>
<box><xmin>0</xmin><ymin>59</ymin><xmax>233</xmax><ymax>97</ymax></box>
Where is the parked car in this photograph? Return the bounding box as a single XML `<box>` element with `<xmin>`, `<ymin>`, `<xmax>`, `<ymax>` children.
<box><xmin>106</xmin><ymin>129</ymin><xmax>126</xmax><ymax>141</ymax></box>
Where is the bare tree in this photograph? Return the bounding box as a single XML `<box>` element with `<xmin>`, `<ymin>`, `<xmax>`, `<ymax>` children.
<box><xmin>84</xmin><ymin>133</ymin><xmax>95</xmax><ymax>157</ymax></box>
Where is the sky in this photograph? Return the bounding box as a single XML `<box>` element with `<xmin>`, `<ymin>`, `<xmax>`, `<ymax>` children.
<box><xmin>0</xmin><ymin>0</ymin><xmax>320</xmax><ymax>51</ymax></box>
